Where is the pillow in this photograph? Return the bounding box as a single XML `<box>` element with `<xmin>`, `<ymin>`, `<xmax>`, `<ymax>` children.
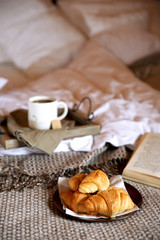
<box><xmin>0</xmin><ymin>0</ymin><xmax>53</xmax><ymax>65</ymax></box>
<box><xmin>92</xmin><ymin>29</ymin><xmax>160</xmax><ymax>65</ymax></box>
<box><xmin>0</xmin><ymin>0</ymin><xmax>86</xmax><ymax>78</ymax></box>
<box><xmin>58</xmin><ymin>0</ymin><xmax>149</xmax><ymax>37</ymax></box>
<box><xmin>0</xmin><ymin>44</ymin><xmax>10</xmax><ymax>63</ymax></box>
<box><xmin>0</xmin><ymin>0</ymin><xmax>54</xmax><ymax>30</ymax></box>
<box><xmin>147</xmin><ymin>2</ymin><xmax>160</xmax><ymax>38</ymax></box>
<box><xmin>0</xmin><ymin>62</ymin><xmax>31</xmax><ymax>92</ymax></box>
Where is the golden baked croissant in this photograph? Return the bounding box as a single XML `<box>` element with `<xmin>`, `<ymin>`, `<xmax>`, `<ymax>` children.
<box><xmin>60</xmin><ymin>190</ymin><xmax>74</xmax><ymax>208</ymax></box>
<box><xmin>69</xmin><ymin>173</ymin><xmax>88</xmax><ymax>191</ymax></box>
<box><xmin>78</xmin><ymin>186</ymin><xmax>135</xmax><ymax>217</ymax></box>
<box><xmin>78</xmin><ymin>170</ymin><xmax>109</xmax><ymax>193</ymax></box>
<box><xmin>70</xmin><ymin>191</ymin><xmax>90</xmax><ymax>213</ymax></box>
<box><xmin>60</xmin><ymin>190</ymin><xmax>90</xmax><ymax>213</ymax></box>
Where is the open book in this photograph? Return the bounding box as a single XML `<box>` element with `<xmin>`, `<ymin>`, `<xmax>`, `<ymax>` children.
<box><xmin>122</xmin><ymin>133</ymin><xmax>160</xmax><ymax>188</ymax></box>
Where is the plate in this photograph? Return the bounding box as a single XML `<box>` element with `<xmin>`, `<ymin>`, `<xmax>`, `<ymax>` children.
<box><xmin>53</xmin><ymin>182</ymin><xmax>143</xmax><ymax>222</ymax></box>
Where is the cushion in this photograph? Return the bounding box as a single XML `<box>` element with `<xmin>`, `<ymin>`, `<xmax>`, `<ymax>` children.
<box><xmin>148</xmin><ymin>1</ymin><xmax>160</xmax><ymax>38</ymax></box>
<box><xmin>0</xmin><ymin>0</ymin><xmax>54</xmax><ymax>66</ymax></box>
<box><xmin>0</xmin><ymin>44</ymin><xmax>10</xmax><ymax>63</ymax></box>
<box><xmin>0</xmin><ymin>0</ymin><xmax>86</xmax><ymax>78</ymax></box>
<box><xmin>92</xmin><ymin>29</ymin><xmax>160</xmax><ymax>65</ymax></box>
<box><xmin>0</xmin><ymin>63</ymin><xmax>31</xmax><ymax>92</ymax></box>
<box><xmin>58</xmin><ymin>0</ymin><xmax>150</xmax><ymax>37</ymax></box>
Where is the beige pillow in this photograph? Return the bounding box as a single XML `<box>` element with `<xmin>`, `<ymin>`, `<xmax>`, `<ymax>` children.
<box><xmin>58</xmin><ymin>0</ymin><xmax>149</xmax><ymax>37</ymax></box>
<box><xmin>0</xmin><ymin>0</ymin><xmax>54</xmax><ymax>65</ymax></box>
<box><xmin>0</xmin><ymin>0</ymin><xmax>86</xmax><ymax>78</ymax></box>
<box><xmin>0</xmin><ymin>0</ymin><xmax>53</xmax><ymax>30</ymax></box>
<box><xmin>0</xmin><ymin>62</ymin><xmax>31</xmax><ymax>92</ymax></box>
<box><xmin>0</xmin><ymin>45</ymin><xmax>10</xmax><ymax>63</ymax></box>
<box><xmin>147</xmin><ymin>2</ymin><xmax>160</xmax><ymax>38</ymax></box>
<box><xmin>93</xmin><ymin>29</ymin><xmax>160</xmax><ymax>65</ymax></box>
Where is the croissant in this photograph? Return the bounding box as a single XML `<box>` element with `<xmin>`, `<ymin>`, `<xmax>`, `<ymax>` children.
<box><xmin>60</xmin><ymin>190</ymin><xmax>74</xmax><ymax>208</ymax></box>
<box><xmin>60</xmin><ymin>190</ymin><xmax>90</xmax><ymax>213</ymax></box>
<box><xmin>70</xmin><ymin>191</ymin><xmax>90</xmax><ymax>213</ymax></box>
<box><xmin>78</xmin><ymin>186</ymin><xmax>135</xmax><ymax>217</ymax></box>
<box><xmin>78</xmin><ymin>170</ymin><xmax>109</xmax><ymax>193</ymax></box>
<box><xmin>69</xmin><ymin>173</ymin><xmax>88</xmax><ymax>191</ymax></box>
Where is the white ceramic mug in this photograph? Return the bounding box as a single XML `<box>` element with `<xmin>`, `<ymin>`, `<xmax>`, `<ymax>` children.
<box><xmin>28</xmin><ymin>96</ymin><xmax>68</xmax><ymax>130</ymax></box>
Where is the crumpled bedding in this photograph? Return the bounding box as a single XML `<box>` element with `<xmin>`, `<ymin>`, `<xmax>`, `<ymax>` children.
<box><xmin>1</xmin><ymin>39</ymin><xmax>160</xmax><ymax>155</ymax></box>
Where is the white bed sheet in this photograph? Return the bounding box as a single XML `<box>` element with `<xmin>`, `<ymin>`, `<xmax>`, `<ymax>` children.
<box><xmin>1</xmin><ymin>39</ymin><xmax>160</xmax><ymax>155</ymax></box>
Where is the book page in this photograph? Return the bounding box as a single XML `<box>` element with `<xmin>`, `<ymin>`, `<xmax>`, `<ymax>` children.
<box><xmin>124</xmin><ymin>133</ymin><xmax>160</xmax><ymax>178</ymax></box>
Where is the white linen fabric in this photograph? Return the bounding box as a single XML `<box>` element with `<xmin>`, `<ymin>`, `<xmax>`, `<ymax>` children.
<box><xmin>1</xmin><ymin>39</ymin><xmax>160</xmax><ymax>155</ymax></box>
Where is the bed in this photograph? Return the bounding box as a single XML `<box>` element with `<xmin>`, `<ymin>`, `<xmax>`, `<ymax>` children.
<box><xmin>0</xmin><ymin>0</ymin><xmax>160</xmax><ymax>239</ymax></box>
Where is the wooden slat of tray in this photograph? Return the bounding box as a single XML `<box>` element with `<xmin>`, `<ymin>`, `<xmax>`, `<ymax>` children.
<box><xmin>64</xmin><ymin>124</ymin><xmax>100</xmax><ymax>139</ymax></box>
<box><xmin>0</xmin><ymin>126</ymin><xmax>25</xmax><ymax>149</ymax></box>
<box><xmin>64</xmin><ymin>109</ymin><xmax>100</xmax><ymax>138</ymax></box>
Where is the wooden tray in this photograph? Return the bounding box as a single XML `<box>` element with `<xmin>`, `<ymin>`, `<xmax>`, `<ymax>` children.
<box><xmin>0</xmin><ymin>108</ymin><xmax>101</xmax><ymax>149</ymax></box>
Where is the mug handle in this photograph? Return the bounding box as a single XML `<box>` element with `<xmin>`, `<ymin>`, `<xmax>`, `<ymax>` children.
<box><xmin>57</xmin><ymin>101</ymin><xmax>68</xmax><ymax>120</ymax></box>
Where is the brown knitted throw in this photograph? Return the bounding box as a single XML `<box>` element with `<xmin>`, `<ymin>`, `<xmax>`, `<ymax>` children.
<box><xmin>0</xmin><ymin>146</ymin><xmax>160</xmax><ymax>239</ymax></box>
<box><xmin>0</xmin><ymin>144</ymin><xmax>131</xmax><ymax>191</ymax></box>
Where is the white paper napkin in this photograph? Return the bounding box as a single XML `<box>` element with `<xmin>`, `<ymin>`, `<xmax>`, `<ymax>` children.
<box><xmin>58</xmin><ymin>175</ymin><xmax>139</xmax><ymax>220</ymax></box>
